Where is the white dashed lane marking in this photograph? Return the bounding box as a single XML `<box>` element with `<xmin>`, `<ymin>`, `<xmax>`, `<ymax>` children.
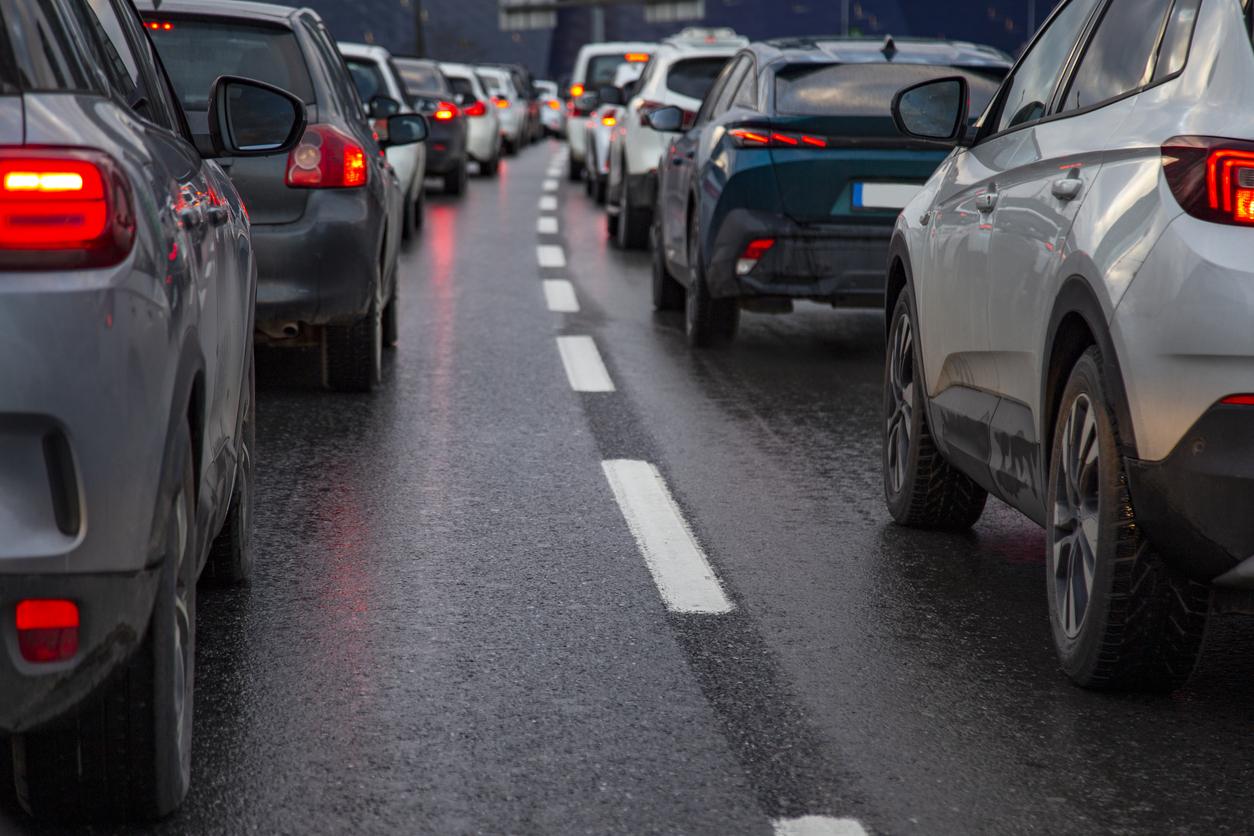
<box><xmin>543</xmin><ymin>179</ymin><xmax>559</xmax><ymax>192</ymax></box>
<box><xmin>601</xmin><ymin>460</ymin><xmax>734</xmax><ymax>615</ymax></box>
<box><xmin>537</xmin><ymin>216</ymin><xmax>559</xmax><ymax>234</ymax></box>
<box><xmin>537</xmin><ymin>244</ymin><xmax>566</xmax><ymax>269</ymax></box>
<box><xmin>772</xmin><ymin>817</ymin><xmax>869</xmax><ymax>836</ymax></box>
<box><xmin>539</xmin><ymin>195</ymin><xmax>558</xmax><ymax>211</ymax></box>
<box><xmin>543</xmin><ymin>280</ymin><xmax>579</xmax><ymax>313</ymax></box>
<box><xmin>556</xmin><ymin>336</ymin><xmax>614</xmax><ymax>392</ymax></box>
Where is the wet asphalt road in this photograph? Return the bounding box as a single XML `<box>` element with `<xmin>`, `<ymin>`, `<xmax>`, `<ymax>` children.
<box><xmin>7</xmin><ymin>140</ymin><xmax>1254</xmax><ymax>835</ymax></box>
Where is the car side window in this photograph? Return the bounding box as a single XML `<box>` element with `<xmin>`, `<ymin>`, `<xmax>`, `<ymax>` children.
<box><xmin>1153</xmin><ymin>0</ymin><xmax>1202</xmax><ymax>80</ymax></box>
<box><xmin>1059</xmin><ymin>0</ymin><xmax>1174</xmax><ymax>112</ymax></box>
<box><xmin>695</xmin><ymin>56</ymin><xmax>739</xmax><ymax>126</ymax></box>
<box><xmin>300</xmin><ymin>17</ymin><xmax>360</xmax><ymax>118</ymax></box>
<box><xmin>707</xmin><ymin>56</ymin><xmax>748</xmax><ymax>122</ymax></box>
<box><xmin>731</xmin><ymin>61</ymin><xmax>757</xmax><ymax>110</ymax></box>
<box><xmin>992</xmin><ymin>0</ymin><xmax>1099</xmax><ymax>133</ymax></box>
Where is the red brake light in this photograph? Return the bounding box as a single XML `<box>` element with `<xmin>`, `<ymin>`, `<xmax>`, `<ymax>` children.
<box><xmin>735</xmin><ymin>238</ymin><xmax>776</xmax><ymax>276</ymax></box>
<box><xmin>16</xmin><ymin>599</ymin><xmax>79</xmax><ymax>663</ymax></box>
<box><xmin>729</xmin><ymin>129</ymin><xmax>828</xmax><ymax>149</ymax></box>
<box><xmin>1222</xmin><ymin>394</ymin><xmax>1254</xmax><ymax>405</ymax></box>
<box><xmin>570</xmin><ymin>84</ymin><xmax>585</xmax><ymax>98</ymax></box>
<box><xmin>625</xmin><ymin>52</ymin><xmax>650</xmax><ymax>63</ymax></box>
<box><xmin>601</xmin><ymin>115</ymin><xmax>617</xmax><ymax>127</ymax></box>
<box><xmin>464</xmin><ymin>100</ymin><xmax>488</xmax><ymax>117</ymax></box>
<box><xmin>770</xmin><ymin>132</ymin><xmax>798</xmax><ymax>146</ymax></box>
<box><xmin>0</xmin><ymin>148</ymin><xmax>135</xmax><ymax>269</ymax></box>
<box><xmin>1163</xmin><ymin>136</ymin><xmax>1254</xmax><ymax>226</ymax></box>
<box><xmin>729</xmin><ymin>128</ymin><xmax>770</xmax><ymax>146</ymax></box>
<box><xmin>286</xmin><ymin>125</ymin><xmax>368</xmax><ymax>189</ymax></box>
<box><xmin>547</xmin><ymin>99</ymin><xmax>561</xmax><ymax>110</ymax></box>
<box><xmin>493</xmin><ymin>97</ymin><xmax>510</xmax><ymax>110</ymax></box>
<box><xmin>434</xmin><ymin>101</ymin><xmax>459</xmax><ymax>121</ymax></box>
<box><xmin>146</xmin><ymin>20</ymin><xmax>174</xmax><ymax>30</ymax></box>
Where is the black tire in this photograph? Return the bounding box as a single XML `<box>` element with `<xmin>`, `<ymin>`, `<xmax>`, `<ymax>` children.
<box><xmin>1045</xmin><ymin>347</ymin><xmax>1210</xmax><ymax>691</ymax></box>
<box><xmin>592</xmin><ymin>175</ymin><xmax>607</xmax><ymax>206</ymax></box>
<box><xmin>400</xmin><ymin>191</ymin><xmax>418</xmax><ymax>242</ymax></box>
<box><xmin>567</xmin><ymin>154</ymin><xmax>581</xmax><ymax>182</ymax></box>
<box><xmin>684</xmin><ymin>212</ymin><xmax>738</xmax><ymax>347</ymax></box>
<box><xmin>443</xmin><ymin>163</ymin><xmax>467</xmax><ymax>196</ymax></box>
<box><xmin>412</xmin><ymin>193</ymin><xmax>425</xmax><ymax>232</ymax></box>
<box><xmin>324</xmin><ymin>302</ymin><xmax>382</xmax><ymax>392</ymax></box>
<box><xmin>883</xmin><ymin>292</ymin><xmax>988</xmax><ymax>529</ymax></box>
<box><xmin>606</xmin><ymin>208</ymin><xmax>620</xmax><ymax>239</ymax></box>
<box><xmin>651</xmin><ymin>218</ymin><xmax>683</xmax><ymax>312</ymax></box>
<box><xmin>382</xmin><ymin>284</ymin><xmax>399</xmax><ymax>348</ymax></box>
<box><xmin>479</xmin><ymin>155</ymin><xmax>499</xmax><ymax>177</ymax></box>
<box><xmin>503</xmin><ymin>138</ymin><xmax>517</xmax><ymax>157</ymax></box>
<box><xmin>205</xmin><ymin>349</ymin><xmax>255</xmax><ymax>586</ymax></box>
<box><xmin>16</xmin><ymin>425</ymin><xmax>197</xmax><ymax>822</ymax></box>
<box><xmin>616</xmin><ymin>175</ymin><xmax>650</xmax><ymax>250</ymax></box>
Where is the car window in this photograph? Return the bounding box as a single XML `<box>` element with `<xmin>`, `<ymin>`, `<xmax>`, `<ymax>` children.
<box><xmin>710</xmin><ymin>56</ymin><xmax>748</xmax><ymax>118</ymax></box>
<box><xmin>345</xmin><ymin>57</ymin><xmax>386</xmax><ymax>102</ymax></box>
<box><xmin>585</xmin><ymin>54</ymin><xmax>630</xmax><ymax>86</ymax></box>
<box><xmin>993</xmin><ymin>0</ymin><xmax>1100</xmax><ymax>133</ymax></box>
<box><xmin>302</xmin><ymin>17</ymin><xmax>362</xmax><ymax>117</ymax></box>
<box><xmin>1153</xmin><ymin>0</ymin><xmax>1201</xmax><ymax>80</ymax></box>
<box><xmin>695</xmin><ymin>54</ymin><xmax>739</xmax><ymax>126</ymax></box>
<box><xmin>731</xmin><ymin>61</ymin><xmax>756</xmax><ymax>110</ymax></box>
<box><xmin>447</xmin><ymin>76</ymin><xmax>475</xmax><ymax>100</ymax></box>
<box><xmin>398</xmin><ymin>62</ymin><xmax>447</xmax><ymax>96</ymax></box>
<box><xmin>666</xmin><ymin>56</ymin><xmax>730</xmax><ymax>100</ymax></box>
<box><xmin>1060</xmin><ymin>0</ymin><xmax>1174</xmax><ymax>112</ymax></box>
<box><xmin>0</xmin><ymin>0</ymin><xmax>95</xmax><ymax>92</ymax></box>
<box><xmin>777</xmin><ymin>63</ymin><xmax>1004</xmax><ymax>118</ymax></box>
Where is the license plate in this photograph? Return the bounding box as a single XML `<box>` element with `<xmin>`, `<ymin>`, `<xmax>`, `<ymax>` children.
<box><xmin>853</xmin><ymin>182</ymin><xmax>922</xmax><ymax>210</ymax></box>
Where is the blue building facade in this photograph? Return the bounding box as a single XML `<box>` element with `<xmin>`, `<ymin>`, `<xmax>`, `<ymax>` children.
<box><xmin>299</xmin><ymin>0</ymin><xmax>1057</xmax><ymax>80</ymax></box>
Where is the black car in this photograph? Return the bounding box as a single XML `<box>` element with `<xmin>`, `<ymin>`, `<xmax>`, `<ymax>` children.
<box><xmin>394</xmin><ymin>57</ymin><xmax>471</xmax><ymax>196</ymax></box>
<box><xmin>139</xmin><ymin>0</ymin><xmax>427</xmax><ymax>392</ymax></box>
<box><xmin>649</xmin><ymin>37</ymin><xmax>1010</xmax><ymax>346</ymax></box>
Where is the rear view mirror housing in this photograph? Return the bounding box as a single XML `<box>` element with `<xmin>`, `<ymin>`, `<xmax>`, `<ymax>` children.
<box><xmin>382</xmin><ymin>113</ymin><xmax>429</xmax><ymax>147</ymax></box>
<box><xmin>645</xmin><ymin>105</ymin><xmax>683</xmax><ymax>133</ymax></box>
<box><xmin>207</xmin><ymin>76</ymin><xmax>305</xmax><ymax>158</ymax></box>
<box><xmin>890</xmin><ymin>76</ymin><xmax>970</xmax><ymax>146</ymax></box>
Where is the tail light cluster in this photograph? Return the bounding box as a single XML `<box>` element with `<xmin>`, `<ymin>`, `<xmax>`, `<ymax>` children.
<box><xmin>286</xmin><ymin>125</ymin><xmax>367</xmax><ymax>188</ymax></box>
<box><xmin>493</xmin><ymin>97</ymin><xmax>511</xmax><ymax>110</ymax></box>
<box><xmin>433</xmin><ymin>101</ymin><xmax>459</xmax><ymax>121</ymax></box>
<box><xmin>1163</xmin><ymin>136</ymin><xmax>1254</xmax><ymax>226</ymax></box>
<box><xmin>0</xmin><ymin>148</ymin><xmax>135</xmax><ymax>270</ymax></box>
<box><xmin>729</xmin><ymin>128</ymin><xmax>829</xmax><ymax>149</ymax></box>
<box><xmin>601</xmin><ymin>115</ymin><xmax>618</xmax><ymax>127</ymax></box>
<box><xmin>464</xmin><ymin>100</ymin><xmax>488</xmax><ymax>117</ymax></box>
<box><xmin>16</xmin><ymin>599</ymin><xmax>79</xmax><ymax>663</ymax></box>
<box><xmin>736</xmin><ymin>238</ymin><xmax>776</xmax><ymax>276</ymax></box>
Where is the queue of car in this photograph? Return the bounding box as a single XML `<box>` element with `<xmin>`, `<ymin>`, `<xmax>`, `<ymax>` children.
<box><xmin>565</xmin><ymin>2</ymin><xmax>1254</xmax><ymax>696</ymax></box>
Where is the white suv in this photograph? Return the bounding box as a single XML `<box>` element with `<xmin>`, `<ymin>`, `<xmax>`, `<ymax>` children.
<box><xmin>606</xmin><ymin>28</ymin><xmax>746</xmax><ymax>249</ymax></box>
<box><xmin>564</xmin><ymin>41</ymin><xmax>655</xmax><ymax>180</ymax></box>
<box><xmin>885</xmin><ymin>0</ymin><xmax>1254</xmax><ymax>691</ymax></box>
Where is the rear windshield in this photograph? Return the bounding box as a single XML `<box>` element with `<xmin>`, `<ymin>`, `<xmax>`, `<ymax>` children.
<box><xmin>147</xmin><ymin>18</ymin><xmax>314</xmax><ymax>110</ymax></box>
<box><xmin>666</xmin><ymin>56</ymin><xmax>730</xmax><ymax>100</ymax></box>
<box><xmin>585</xmin><ymin>54</ymin><xmax>633</xmax><ymax>86</ymax></box>
<box><xmin>344</xmin><ymin>56</ymin><xmax>386</xmax><ymax>101</ymax></box>
<box><xmin>396</xmin><ymin>61</ymin><xmax>446</xmax><ymax>96</ymax></box>
<box><xmin>0</xmin><ymin>0</ymin><xmax>95</xmax><ymax>92</ymax></box>
<box><xmin>447</xmin><ymin>75</ymin><xmax>475</xmax><ymax>100</ymax></box>
<box><xmin>775</xmin><ymin>63</ymin><xmax>1004</xmax><ymax>118</ymax></box>
<box><xmin>477</xmin><ymin>73</ymin><xmax>506</xmax><ymax>96</ymax></box>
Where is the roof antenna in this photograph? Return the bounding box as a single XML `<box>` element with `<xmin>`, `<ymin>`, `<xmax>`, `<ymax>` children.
<box><xmin>882</xmin><ymin>35</ymin><xmax>897</xmax><ymax>60</ymax></box>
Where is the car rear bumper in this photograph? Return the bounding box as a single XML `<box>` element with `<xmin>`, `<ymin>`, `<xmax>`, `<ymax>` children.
<box><xmin>706</xmin><ymin>209</ymin><xmax>892</xmax><ymax>304</ymax></box>
<box><xmin>424</xmin><ymin>123</ymin><xmax>467</xmax><ymax>175</ymax></box>
<box><xmin>466</xmin><ymin>119</ymin><xmax>498</xmax><ymax>163</ymax></box>
<box><xmin>251</xmin><ymin>189</ymin><xmax>381</xmax><ymax>326</ymax></box>
<box><xmin>1126</xmin><ymin>404</ymin><xmax>1254</xmax><ymax>584</ymax></box>
<box><xmin>0</xmin><ymin>568</ymin><xmax>160</xmax><ymax>734</ymax></box>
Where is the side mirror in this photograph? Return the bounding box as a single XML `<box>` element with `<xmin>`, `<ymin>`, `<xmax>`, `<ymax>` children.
<box><xmin>383</xmin><ymin>113</ymin><xmax>428</xmax><ymax>147</ymax></box>
<box><xmin>207</xmin><ymin>76</ymin><xmax>305</xmax><ymax>157</ymax></box>
<box><xmin>645</xmin><ymin>105</ymin><xmax>683</xmax><ymax>133</ymax></box>
<box><xmin>598</xmin><ymin>85</ymin><xmax>624</xmax><ymax>106</ymax></box>
<box><xmin>369</xmin><ymin>95</ymin><xmax>402</xmax><ymax>118</ymax></box>
<box><xmin>891</xmin><ymin>76</ymin><xmax>969</xmax><ymax>144</ymax></box>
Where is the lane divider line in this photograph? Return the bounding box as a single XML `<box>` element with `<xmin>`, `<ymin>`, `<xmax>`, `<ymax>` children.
<box><xmin>539</xmin><ymin>195</ymin><xmax>558</xmax><ymax>211</ymax></box>
<box><xmin>543</xmin><ymin>280</ymin><xmax>579</xmax><ymax>313</ymax></box>
<box><xmin>601</xmin><ymin>460</ymin><xmax>734</xmax><ymax>615</ymax></box>
<box><xmin>772</xmin><ymin>817</ymin><xmax>869</xmax><ymax>836</ymax></box>
<box><xmin>538</xmin><ymin>216</ymin><xmax>559</xmax><ymax>235</ymax></box>
<box><xmin>543</xmin><ymin>178</ymin><xmax>559</xmax><ymax>192</ymax></box>
<box><xmin>556</xmin><ymin>336</ymin><xmax>614</xmax><ymax>392</ymax></box>
<box><xmin>537</xmin><ymin>244</ymin><xmax>567</xmax><ymax>269</ymax></box>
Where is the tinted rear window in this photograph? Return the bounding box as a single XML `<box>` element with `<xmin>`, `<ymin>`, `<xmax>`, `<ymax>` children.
<box><xmin>775</xmin><ymin>63</ymin><xmax>1004</xmax><ymax>118</ymax></box>
<box><xmin>447</xmin><ymin>76</ymin><xmax>475</xmax><ymax>99</ymax></box>
<box><xmin>666</xmin><ymin>56</ymin><xmax>730</xmax><ymax>99</ymax></box>
<box><xmin>344</xmin><ymin>56</ymin><xmax>386</xmax><ymax>101</ymax></box>
<box><xmin>147</xmin><ymin>18</ymin><xmax>314</xmax><ymax>110</ymax></box>
<box><xmin>396</xmin><ymin>61</ymin><xmax>446</xmax><ymax>96</ymax></box>
<box><xmin>585</xmin><ymin>54</ymin><xmax>632</xmax><ymax>86</ymax></box>
<box><xmin>0</xmin><ymin>0</ymin><xmax>95</xmax><ymax>92</ymax></box>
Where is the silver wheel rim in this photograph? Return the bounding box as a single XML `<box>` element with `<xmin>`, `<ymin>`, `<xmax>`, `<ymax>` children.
<box><xmin>172</xmin><ymin>489</ymin><xmax>191</xmax><ymax>750</ymax></box>
<box><xmin>1052</xmin><ymin>393</ymin><xmax>1100</xmax><ymax>639</ymax></box>
<box><xmin>885</xmin><ymin>310</ymin><xmax>914</xmax><ymax>495</ymax></box>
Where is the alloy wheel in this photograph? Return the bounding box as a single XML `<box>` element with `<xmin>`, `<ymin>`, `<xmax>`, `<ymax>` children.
<box><xmin>1052</xmin><ymin>393</ymin><xmax>1101</xmax><ymax>639</ymax></box>
<box><xmin>885</xmin><ymin>309</ymin><xmax>914</xmax><ymax>495</ymax></box>
<box><xmin>171</xmin><ymin>487</ymin><xmax>192</xmax><ymax>753</ymax></box>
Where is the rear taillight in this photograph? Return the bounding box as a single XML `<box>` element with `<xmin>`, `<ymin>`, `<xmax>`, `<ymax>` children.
<box><xmin>569</xmin><ymin>84</ymin><xmax>585</xmax><ymax>98</ymax></box>
<box><xmin>601</xmin><ymin>115</ymin><xmax>617</xmax><ymax>127</ymax></box>
<box><xmin>1222</xmin><ymin>394</ymin><xmax>1254</xmax><ymax>405</ymax></box>
<box><xmin>464</xmin><ymin>100</ymin><xmax>488</xmax><ymax>117</ymax></box>
<box><xmin>1163</xmin><ymin>136</ymin><xmax>1254</xmax><ymax>226</ymax></box>
<box><xmin>434</xmin><ymin>101</ymin><xmax>459</xmax><ymax>121</ymax></box>
<box><xmin>547</xmin><ymin>99</ymin><xmax>561</xmax><ymax>110</ymax></box>
<box><xmin>0</xmin><ymin>148</ymin><xmax>135</xmax><ymax>270</ymax></box>
<box><xmin>493</xmin><ymin>97</ymin><xmax>510</xmax><ymax>110</ymax></box>
<box><xmin>728</xmin><ymin>128</ymin><xmax>828</xmax><ymax>149</ymax></box>
<box><xmin>286</xmin><ymin>125</ymin><xmax>367</xmax><ymax>189</ymax></box>
<box><xmin>736</xmin><ymin>238</ymin><xmax>776</xmax><ymax>276</ymax></box>
<box><xmin>16</xmin><ymin>599</ymin><xmax>79</xmax><ymax>663</ymax></box>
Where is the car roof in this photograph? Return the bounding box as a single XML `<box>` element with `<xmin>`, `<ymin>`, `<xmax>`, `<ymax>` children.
<box><xmin>577</xmin><ymin>42</ymin><xmax>656</xmax><ymax>56</ymax></box>
<box><xmin>438</xmin><ymin>62</ymin><xmax>476</xmax><ymax>75</ymax></box>
<box><xmin>131</xmin><ymin>0</ymin><xmax>305</xmax><ymax>24</ymax></box>
<box><xmin>339</xmin><ymin>42</ymin><xmax>392</xmax><ymax>60</ymax></box>
<box><xmin>393</xmin><ymin>56</ymin><xmax>440</xmax><ymax>67</ymax></box>
<box><xmin>753</xmin><ymin>35</ymin><xmax>1013</xmax><ymax>69</ymax></box>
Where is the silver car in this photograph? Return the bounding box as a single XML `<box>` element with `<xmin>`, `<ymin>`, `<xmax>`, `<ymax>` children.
<box><xmin>884</xmin><ymin>0</ymin><xmax>1253</xmax><ymax>691</ymax></box>
<box><xmin>0</xmin><ymin>0</ymin><xmax>303</xmax><ymax>821</ymax></box>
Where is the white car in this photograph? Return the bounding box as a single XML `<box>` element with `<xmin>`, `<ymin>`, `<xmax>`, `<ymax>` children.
<box><xmin>584</xmin><ymin>62</ymin><xmax>643</xmax><ymax>205</ymax></box>
<box><xmin>564</xmin><ymin>41</ymin><xmax>655</xmax><ymax>180</ymax></box>
<box><xmin>884</xmin><ymin>0</ymin><xmax>1254</xmax><ymax>691</ymax></box>
<box><xmin>536</xmin><ymin>79</ymin><xmax>565</xmax><ymax>136</ymax></box>
<box><xmin>339</xmin><ymin>42</ymin><xmax>428</xmax><ymax>236</ymax></box>
<box><xmin>476</xmin><ymin>66</ymin><xmax>526</xmax><ymax>155</ymax></box>
<box><xmin>606</xmin><ymin>28</ymin><xmax>746</xmax><ymax>249</ymax></box>
<box><xmin>441</xmin><ymin>62</ymin><xmax>503</xmax><ymax>176</ymax></box>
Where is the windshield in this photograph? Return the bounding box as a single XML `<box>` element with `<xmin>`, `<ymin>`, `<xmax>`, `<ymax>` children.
<box><xmin>145</xmin><ymin>17</ymin><xmax>314</xmax><ymax>110</ymax></box>
<box><xmin>666</xmin><ymin>56</ymin><xmax>730</xmax><ymax>100</ymax></box>
<box><xmin>775</xmin><ymin>62</ymin><xmax>1004</xmax><ymax>118</ymax></box>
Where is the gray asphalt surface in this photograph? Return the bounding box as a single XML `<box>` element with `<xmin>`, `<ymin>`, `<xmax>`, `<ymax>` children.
<box><xmin>5</xmin><ymin>140</ymin><xmax>1254</xmax><ymax>835</ymax></box>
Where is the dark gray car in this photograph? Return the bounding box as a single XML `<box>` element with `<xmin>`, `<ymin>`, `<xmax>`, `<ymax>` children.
<box><xmin>0</xmin><ymin>0</ymin><xmax>305</xmax><ymax>821</ymax></box>
<box><xmin>139</xmin><ymin>0</ymin><xmax>427</xmax><ymax>392</ymax></box>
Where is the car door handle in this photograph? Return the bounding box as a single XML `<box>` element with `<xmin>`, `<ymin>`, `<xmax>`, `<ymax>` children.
<box><xmin>1052</xmin><ymin>177</ymin><xmax>1083</xmax><ymax>201</ymax></box>
<box><xmin>975</xmin><ymin>192</ymin><xmax>998</xmax><ymax>213</ymax></box>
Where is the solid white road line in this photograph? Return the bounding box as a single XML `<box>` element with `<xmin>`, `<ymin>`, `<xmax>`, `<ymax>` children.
<box><xmin>772</xmin><ymin>816</ymin><xmax>869</xmax><ymax>836</ymax></box>
<box><xmin>537</xmin><ymin>216</ymin><xmax>559</xmax><ymax>234</ymax></box>
<box><xmin>539</xmin><ymin>195</ymin><xmax>558</xmax><ymax>211</ymax></box>
<box><xmin>556</xmin><ymin>336</ymin><xmax>614</xmax><ymax>392</ymax></box>
<box><xmin>543</xmin><ymin>280</ymin><xmax>579</xmax><ymax>313</ymax></box>
<box><xmin>537</xmin><ymin>245</ymin><xmax>567</xmax><ymax>269</ymax></box>
<box><xmin>543</xmin><ymin>179</ymin><xmax>559</xmax><ymax>191</ymax></box>
<box><xmin>601</xmin><ymin>460</ymin><xmax>733</xmax><ymax>615</ymax></box>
